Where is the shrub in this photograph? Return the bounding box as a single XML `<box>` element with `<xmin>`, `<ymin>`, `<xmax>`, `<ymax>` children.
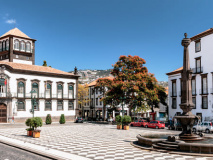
<box><xmin>123</xmin><ymin>115</ymin><xmax>131</xmax><ymax>125</ymax></box>
<box><xmin>59</xmin><ymin>114</ymin><xmax>66</xmax><ymax>124</ymax></box>
<box><xmin>45</xmin><ymin>114</ymin><xmax>52</xmax><ymax>125</ymax></box>
<box><xmin>31</xmin><ymin>117</ymin><xmax>43</xmax><ymax>131</ymax></box>
<box><xmin>115</xmin><ymin>115</ymin><xmax>122</xmax><ymax>125</ymax></box>
<box><xmin>25</xmin><ymin>118</ymin><xmax>33</xmax><ymax>131</ymax></box>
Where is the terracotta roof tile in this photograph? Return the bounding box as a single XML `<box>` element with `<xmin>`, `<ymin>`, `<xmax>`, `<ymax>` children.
<box><xmin>190</xmin><ymin>28</ymin><xmax>213</xmax><ymax>41</ymax></box>
<box><xmin>166</xmin><ymin>67</ymin><xmax>183</xmax><ymax>75</ymax></box>
<box><xmin>0</xmin><ymin>61</ymin><xmax>74</xmax><ymax>76</ymax></box>
<box><xmin>88</xmin><ymin>76</ymin><xmax>114</xmax><ymax>87</ymax></box>
<box><xmin>1</xmin><ymin>28</ymin><xmax>30</xmax><ymax>39</ymax></box>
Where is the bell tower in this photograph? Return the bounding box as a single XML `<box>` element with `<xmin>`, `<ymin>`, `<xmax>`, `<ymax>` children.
<box><xmin>0</xmin><ymin>28</ymin><xmax>36</xmax><ymax>65</ymax></box>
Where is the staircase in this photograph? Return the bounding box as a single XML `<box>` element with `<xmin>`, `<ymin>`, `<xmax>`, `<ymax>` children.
<box><xmin>153</xmin><ymin>140</ymin><xmax>182</xmax><ymax>151</ymax></box>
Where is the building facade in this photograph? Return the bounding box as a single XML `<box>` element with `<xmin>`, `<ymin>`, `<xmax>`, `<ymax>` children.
<box><xmin>82</xmin><ymin>77</ymin><xmax>129</xmax><ymax>121</ymax></box>
<box><xmin>0</xmin><ymin>28</ymin><xmax>79</xmax><ymax>123</ymax></box>
<box><xmin>167</xmin><ymin>28</ymin><xmax>213</xmax><ymax>122</ymax></box>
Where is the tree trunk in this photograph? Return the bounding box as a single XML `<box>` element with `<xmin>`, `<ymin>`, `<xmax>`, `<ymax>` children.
<box><xmin>151</xmin><ymin>106</ymin><xmax>154</xmax><ymax>113</ymax></box>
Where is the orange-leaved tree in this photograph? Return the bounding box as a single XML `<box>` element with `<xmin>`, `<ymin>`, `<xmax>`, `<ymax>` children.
<box><xmin>96</xmin><ymin>55</ymin><xmax>166</xmax><ymax>117</ymax></box>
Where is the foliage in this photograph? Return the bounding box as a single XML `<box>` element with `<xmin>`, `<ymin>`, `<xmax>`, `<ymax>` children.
<box><xmin>96</xmin><ymin>55</ymin><xmax>167</xmax><ymax>113</ymax></box>
<box><xmin>115</xmin><ymin>115</ymin><xmax>122</xmax><ymax>125</ymax></box>
<box><xmin>31</xmin><ymin>117</ymin><xmax>43</xmax><ymax>131</ymax></box>
<box><xmin>59</xmin><ymin>114</ymin><xmax>66</xmax><ymax>124</ymax></box>
<box><xmin>43</xmin><ymin>60</ymin><xmax>47</xmax><ymax>66</ymax></box>
<box><xmin>78</xmin><ymin>84</ymin><xmax>90</xmax><ymax>109</ymax></box>
<box><xmin>25</xmin><ymin>118</ymin><xmax>33</xmax><ymax>131</ymax></box>
<box><xmin>123</xmin><ymin>115</ymin><xmax>131</xmax><ymax>125</ymax></box>
<box><xmin>45</xmin><ymin>114</ymin><xmax>52</xmax><ymax>125</ymax></box>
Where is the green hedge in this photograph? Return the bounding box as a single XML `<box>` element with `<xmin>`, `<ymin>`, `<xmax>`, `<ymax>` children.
<box><xmin>59</xmin><ymin>114</ymin><xmax>66</xmax><ymax>124</ymax></box>
<box><xmin>45</xmin><ymin>114</ymin><xmax>52</xmax><ymax>125</ymax></box>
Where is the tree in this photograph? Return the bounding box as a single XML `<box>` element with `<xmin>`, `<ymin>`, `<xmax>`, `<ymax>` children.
<box><xmin>78</xmin><ymin>84</ymin><xmax>90</xmax><ymax>117</ymax></box>
<box><xmin>96</xmin><ymin>55</ymin><xmax>165</xmax><ymax>116</ymax></box>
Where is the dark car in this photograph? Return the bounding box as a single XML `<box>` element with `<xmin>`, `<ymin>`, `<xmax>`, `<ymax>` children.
<box><xmin>75</xmin><ymin>117</ymin><xmax>83</xmax><ymax>123</ymax></box>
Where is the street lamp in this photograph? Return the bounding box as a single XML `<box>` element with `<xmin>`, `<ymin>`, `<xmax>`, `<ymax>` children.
<box><xmin>30</xmin><ymin>89</ymin><xmax>37</xmax><ymax>118</ymax></box>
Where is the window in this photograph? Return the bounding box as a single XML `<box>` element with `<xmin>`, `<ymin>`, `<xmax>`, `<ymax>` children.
<box><xmin>16</xmin><ymin>55</ymin><xmax>19</xmax><ymax>58</ymax></box>
<box><xmin>32</xmin><ymin>82</ymin><xmax>39</xmax><ymax>98</ymax></box>
<box><xmin>68</xmin><ymin>85</ymin><xmax>74</xmax><ymax>99</ymax></box>
<box><xmin>33</xmin><ymin>100</ymin><xmax>39</xmax><ymax>111</ymax></box>
<box><xmin>195</xmin><ymin>40</ymin><xmax>201</xmax><ymax>52</ymax></box>
<box><xmin>26</xmin><ymin>42</ymin><xmax>31</xmax><ymax>52</ymax></box>
<box><xmin>192</xmin><ymin>97</ymin><xmax>196</xmax><ymax>109</ymax></box>
<box><xmin>172</xmin><ymin>98</ymin><xmax>177</xmax><ymax>109</ymax></box>
<box><xmin>45</xmin><ymin>100</ymin><xmax>51</xmax><ymax>110</ymax></box>
<box><xmin>57</xmin><ymin>84</ymin><xmax>63</xmax><ymax>98</ymax></box>
<box><xmin>68</xmin><ymin>101</ymin><xmax>74</xmax><ymax>110</ymax></box>
<box><xmin>0</xmin><ymin>41</ymin><xmax>2</xmax><ymax>52</ymax></box>
<box><xmin>17</xmin><ymin>82</ymin><xmax>25</xmax><ymax>98</ymax></box>
<box><xmin>57</xmin><ymin>100</ymin><xmax>63</xmax><ymax>110</ymax></box>
<box><xmin>172</xmin><ymin>80</ymin><xmax>177</xmax><ymax>96</ymax></box>
<box><xmin>202</xmin><ymin>96</ymin><xmax>208</xmax><ymax>109</ymax></box>
<box><xmin>91</xmin><ymin>98</ymin><xmax>93</xmax><ymax>106</ymax></box>
<box><xmin>96</xmin><ymin>98</ymin><xmax>98</xmax><ymax>105</ymax></box>
<box><xmin>87</xmin><ymin>98</ymin><xmax>89</xmax><ymax>106</ymax></box>
<box><xmin>2</xmin><ymin>41</ymin><xmax>5</xmax><ymax>51</ymax></box>
<box><xmin>17</xmin><ymin>101</ymin><xmax>25</xmax><ymax>111</ymax></box>
<box><xmin>201</xmin><ymin>75</ymin><xmax>208</xmax><ymax>94</ymax></box>
<box><xmin>45</xmin><ymin>83</ymin><xmax>51</xmax><ymax>98</ymax></box>
<box><xmin>20</xmin><ymin>41</ymin><xmax>25</xmax><ymax>51</ymax></box>
<box><xmin>192</xmin><ymin>77</ymin><xmax>196</xmax><ymax>96</ymax></box>
<box><xmin>196</xmin><ymin>113</ymin><xmax>202</xmax><ymax>122</ymax></box>
<box><xmin>100</xmin><ymin>98</ymin><xmax>102</xmax><ymax>105</ymax></box>
<box><xmin>6</xmin><ymin>40</ymin><xmax>9</xmax><ymax>50</ymax></box>
<box><xmin>195</xmin><ymin>58</ymin><xmax>201</xmax><ymax>73</ymax></box>
<box><xmin>96</xmin><ymin>88</ymin><xmax>98</xmax><ymax>94</ymax></box>
<box><xmin>26</xmin><ymin>57</ymin><xmax>30</xmax><ymax>60</ymax></box>
<box><xmin>14</xmin><ymin>40</ymin><xmax>19</xmax><ymax>50</ymax></box>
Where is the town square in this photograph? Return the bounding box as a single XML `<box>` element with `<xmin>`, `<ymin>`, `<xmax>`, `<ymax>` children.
<box><xmin>1</xmin><ymin>0</ymin><xmax>213</xmax><ymax>160</ymax></box>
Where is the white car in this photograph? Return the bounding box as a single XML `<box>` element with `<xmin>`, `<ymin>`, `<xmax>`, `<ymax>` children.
<box><xmin>192</xmin><ymin>122</ymin><xmax>213</xmax><ymax>133</ymax></box>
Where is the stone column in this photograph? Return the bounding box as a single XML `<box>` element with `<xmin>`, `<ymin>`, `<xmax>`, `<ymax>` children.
<box><xmin>179</xmin><ymin>33</ymin><xmax>194</xmax><ymax>115</ymax></box>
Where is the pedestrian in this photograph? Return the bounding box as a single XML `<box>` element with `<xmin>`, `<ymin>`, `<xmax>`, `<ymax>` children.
<box><xmin>12</xmin><ymin>116</ymin><xmax>15</xmax><ymax>124</ymax></box>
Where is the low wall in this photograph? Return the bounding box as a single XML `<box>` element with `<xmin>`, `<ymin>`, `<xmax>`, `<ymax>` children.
<box><xmin>179</xmin><ymin>143</ymin><xmax>213</xmax><ymax>154</ymax></box>
<box><xmin>137</xmin><ymin>134</ymin><xmax>164</xmax><ymax>147</ymax></box>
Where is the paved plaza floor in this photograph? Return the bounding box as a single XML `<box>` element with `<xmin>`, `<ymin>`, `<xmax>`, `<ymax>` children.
<box><xmin>0</xmin><ymin>123</ymin><xmax>212</xmax><ymax>160</ymax></box>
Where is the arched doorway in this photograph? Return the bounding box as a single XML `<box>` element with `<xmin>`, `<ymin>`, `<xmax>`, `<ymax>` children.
<box><xmin>0</xmin><ymin>103</ymin><xmax>7</xmax><ymax>123</ymax></box>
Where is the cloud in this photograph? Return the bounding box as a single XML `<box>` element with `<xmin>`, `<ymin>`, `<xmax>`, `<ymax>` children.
<box><xmin>5</xmin><ymin>19</ymin><xmax>16</xmax><ymax>24</ymax></box>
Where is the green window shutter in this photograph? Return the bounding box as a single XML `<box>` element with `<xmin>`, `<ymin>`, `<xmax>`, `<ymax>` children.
<box><xmin>69</xmin><ymin>85</ymin><xmax>73</xmax><ymax>90</ymax></box>
<box><xmin>47</xmin><ymin>83</ymin><xmax>51</xmax><ymax>89</ymax></box>
<box><xmin>32</xmin><ymin>83</ymin><xmax>38</xmax><ymax>88</ymax></box>
<box><xmin>58</xmin><ymin>84</ymin><xmax>62</xmax><ymax>90</ymax></box>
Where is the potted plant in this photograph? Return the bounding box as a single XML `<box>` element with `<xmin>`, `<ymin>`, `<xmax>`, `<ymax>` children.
<box><xmin>123</xmin><ymin>115</ymin><xmax>131</xmax><ymax>130</ymax></box>
<box><xmin>59</xmin><ymin>114</ymin><xmax>66</xmax><ymax>124</ymax></box>
<box><xmin>116</xmin><ymin>115</ymin><xmax>122</xmax><ymax>129</ymax></box>
<box><xmin>25</xmin><ymin>118</ymin><xmax>33</xmax><ymax>136</ymax></box>
<box><xmin>32</xmin><ymin>117</ymin><xmax>43</xmax><ymax>138</ymax></box>
<box><xmin>45</xmin><ymin>114</ymin><xmax>52</xmax><ymax>125</ymax></box>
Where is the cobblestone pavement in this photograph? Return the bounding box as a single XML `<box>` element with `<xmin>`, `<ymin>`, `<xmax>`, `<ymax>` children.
<box><xmin>0</xmin><ymin>123</ymin><xmax>212</xmax><ymax>160</ymax></box>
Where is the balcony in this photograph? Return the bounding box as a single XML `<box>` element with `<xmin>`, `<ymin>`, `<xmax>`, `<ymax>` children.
<box><xmin>11</xmin><ymin>92</ymin><xmax>76</xmax><ymax>99</ymax></box>
<box><xmin>192</xmin><ymin>67</ymin><xmax>203</xmax><ymax>74</ymax></box>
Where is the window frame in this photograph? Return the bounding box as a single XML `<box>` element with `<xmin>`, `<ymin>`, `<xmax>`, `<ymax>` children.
<box><xmin>14</xmin><ymin>39</ymin><xmax>19</xmax><ymax>50</ymax></box>
<box><xmin>20</xmin><ymin>41</ymin><xmax>25</xmax><ymax>52</ymax></box>
<box><xmin>17</xmin><ymin>81</ymin><xmax>25</xmax><ymax>98</ymax></box>
<box><xmin>57</xmin><ymin>100</ymin><xmax>63</xmax><ymax>110</ymax></box>
<box><xmin>68</xmin><ymin>83</ymin><xmax>74</xmax><ymax>99</ymax></box>
<box><xmin>17</xmin><ymin>101</ymin><xmax>25</xmax><ymax>111</ymax></box>
<box><xmin>195</xmin><ymin>39</ymin><xmax>201</xmax><ymax>53</ymax></box>
<box><xmin>68</xmin><ymin>100</ymin><xmax>74</xmax><ymax>110</ymax></box>
<box><xmin>45</xmin><ymin>100</ymin><xmax>52</xmax><ymax>111</ymax></box>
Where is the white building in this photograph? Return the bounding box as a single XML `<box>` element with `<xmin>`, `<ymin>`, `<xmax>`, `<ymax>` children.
<box><xmin>0</xmin><ymin>28</ymin><xmax>79</xmax><ymax>123</ymax></box>
<box><xmin>82</xmin><ymin>77</ymin><xmax>129</xmax><ymax>121</ymax></box>
<box><xmin>167</xmin><ymin>28</ymin><xmax>213</xmax><ymax>122</ymax></box>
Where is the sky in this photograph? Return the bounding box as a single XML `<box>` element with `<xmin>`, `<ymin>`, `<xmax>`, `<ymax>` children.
<box><xmin>0</xmin><ymin>0</ymin><xmax>213</xmax><ymax>81</ymax></box>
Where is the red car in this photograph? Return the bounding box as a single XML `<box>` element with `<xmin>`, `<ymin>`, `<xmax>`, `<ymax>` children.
<box><xmin>145</xmin><ymin>120</ymin><xmax>165</xmax><ymax>129</ymax></box>
<box><xmin>130</xmin><ymin>120</ymin><xmax>148</xmax><ymax>127</ymax></box>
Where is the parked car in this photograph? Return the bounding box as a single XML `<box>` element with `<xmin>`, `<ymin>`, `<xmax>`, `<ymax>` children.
<box><xmin>130</xmin><ymin>120</ymin><xmax>148</xmax><ymax>127</ymax></box>
<box><xmin>168</xmin><ymin>122</ymin><xmax>182</xmax><ymax>130</ymax></box>
<box><xmin>75</xmin><ymin>117</ymin><xmax>83</xmax><ymax>123</ymax></box>
<box><xmin>145</xmin><ymin>120</ymin><xmax>165</xmax><ymax>129</ymax></box>
<box><xmin>192</xmin><ymin>121</ymin><xmax>213</xmax><ymax>133</ymax></box>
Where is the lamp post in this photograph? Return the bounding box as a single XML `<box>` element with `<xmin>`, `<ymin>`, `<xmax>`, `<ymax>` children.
<box><xmin>30</xmin><ymin>89</ymin><xmax>37</xmax><ymax>118</ymax></box>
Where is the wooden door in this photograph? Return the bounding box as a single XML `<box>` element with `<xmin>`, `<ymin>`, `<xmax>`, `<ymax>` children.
<box><xmin>0</xmin><ymin>104</ymin><xmax>7</xmax><ymax>123</ymax></box>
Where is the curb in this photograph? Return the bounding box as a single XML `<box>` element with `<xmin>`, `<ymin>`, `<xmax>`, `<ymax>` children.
<box><xmin>130</xmin><ymin>141</ymin><xmax>213</xmax><ymax>157</ymax></box>
<box><xmin>0</xmin><ymin>135</ymin><xmax>90</xmax><ymax>160</ymax></box>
